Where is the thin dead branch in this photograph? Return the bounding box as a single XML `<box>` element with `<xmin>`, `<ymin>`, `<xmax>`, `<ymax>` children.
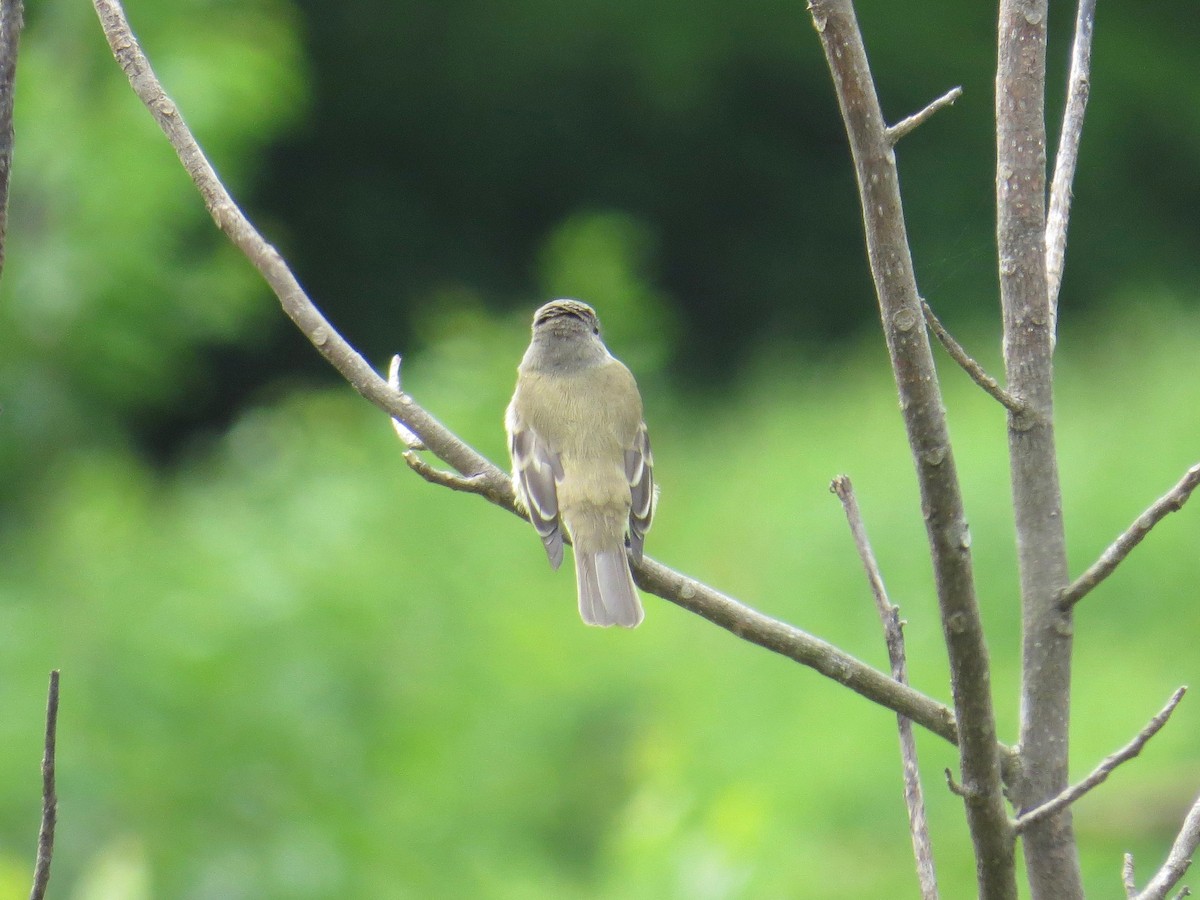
<box><xmin>1046</xmin><ymin>0</ymin><xmax>1097</xmax><ymax>327</ymax></box>
<box><xmin>92</xmin><ymin>0</ymin><xmax>967</xmax><ymax>748</ymax></box>
<box><xmin>1061</xmin><ymin>463</ymin><xmax>1200</xmax><ymax>609</ymax></box>
<box><xmin>886</xmin><ymin>86</ymin><xmax>963</xmax><ymax>145</ymax></box>
<box><xmin>1131</xmin><ymin>792</ymin><xmax>1200</xmax><ymax>900</ymax></box>
<box><xmin>29</xmin><ymin>670</ymin><xmax>59</xmax><ymax>900</ymax></box>
<box><xmin>1013</xmin><ymin>687</ymin><xmax>1186</xmax><ymax>834</ymax></box>
<box><xmin>921</xmin><ymin>300</ymin><xmax>1024</xmax><ymax>414</ymax></box>
<box><xmin>402</xmin><ymin>451</ymin><xmax>493</xmax><ymax>496</ymax></box>
<box><xmin>832</xmin><ymin>475</ymin><xmax>938</xmax><ymax>900</ymax></box>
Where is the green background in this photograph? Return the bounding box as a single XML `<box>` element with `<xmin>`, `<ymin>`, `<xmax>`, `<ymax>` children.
<box><xmin>0</xmin><ymin>1</ymin><xmax>1197</xmax><ymax>897</ymax></box>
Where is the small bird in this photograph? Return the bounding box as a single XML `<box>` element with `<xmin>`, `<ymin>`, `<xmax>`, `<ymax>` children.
<box><xmin>506</xmin><ymin>299</ymin><xmax>654</xmax><ymax>628</ymax></box>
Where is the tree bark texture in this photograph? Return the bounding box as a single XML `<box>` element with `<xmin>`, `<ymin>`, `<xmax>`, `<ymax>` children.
<box><xmin>995</xmin><ymin>1</ymin><xmax>1084</xmax><ymax>897</ymax></box>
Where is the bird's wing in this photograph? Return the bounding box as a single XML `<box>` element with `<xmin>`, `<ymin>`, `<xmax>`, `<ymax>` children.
<box><xmin>509</xmin><ymin>413</ymin><xmax>566</xmax><ymax>570</ymax></box>
<box><xmin>625</xmin><ymin>421</ymin><xmax>654</xmax><ymax>563</ymax></box>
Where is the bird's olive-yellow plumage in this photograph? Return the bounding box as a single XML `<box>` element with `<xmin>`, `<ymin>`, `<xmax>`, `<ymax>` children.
<box><xmin>506</xmin><ymin>300</ymin><xmax>654</xmax><ymax>628</ymax></box>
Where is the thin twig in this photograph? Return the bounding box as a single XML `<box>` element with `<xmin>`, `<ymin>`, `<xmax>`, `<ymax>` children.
<box><xmin>0</xmin><ymin>0</ymin><xmax>24</xmax><ymax>280</ymax></box>
<box><xmin>402</xmin><ymin>451</ymin><xmax>493</xmax><ymax>496</ymax></box>
<box><xmin>92</xmin><ymin>0</ymin><xmax>971</xmax><ymax>750</ymax></box>
<box><xmin>887</xmin><ymin>86</ymin><xmax>963</xmax><ymax>145</ymax></box>
<box><xmin>30</xmin><ymin>670</ymin><xmax>59</xmax><ymax>900</ymax></box>
<box><xmin>1045</xmin><ymin>0</ymin><xmax>1097</xmax><ymax>330</ymax></box>
<box><xmin>921</xmin><ymin>300</ymin><xmax>1024</xmax><ymax>414</ymax></box>
<box><xmin>1013</xmin><ymin>688</ymin><xmax>1187</xmax><ymax>834</ymax></box>
<box><xmin>1127</xmin><ymin>854</ymin><xmax>1141</xmax><ymax>898</ymax></box>
<box><xmin>832</xmin><ymin>475</ymin><xmax>938</xmax><ymax>900</ymax></box>
<box><xmin>1061</xmin><ymin>463</ymin><xmax>1200</xmax><ymax>609</ymax></box>
<box><xmin>1133</xmin><ymin>791</ymin><xmax>1200</xmax><ymax>900</ymax></box>
<box><xmin>944</xmin><ymin>768</ymin><xmax>967</xmax><ymax>798</ymax></box>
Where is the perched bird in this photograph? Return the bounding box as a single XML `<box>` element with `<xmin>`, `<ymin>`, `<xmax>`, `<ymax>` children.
<box><xmin>506</xmin><ymin>299</ymin><xmax>654</xmax><ymax>628</ymax></box>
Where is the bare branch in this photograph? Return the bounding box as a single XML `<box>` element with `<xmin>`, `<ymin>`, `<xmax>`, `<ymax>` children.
<box><xmin>0</xmin><ymin>0</ymin><xmax>24</xmax><ymax>280</ymax></box>
<box><xmin>1134</xmin><ymin>791</ymin><xmax>1200</xmax><ymax>900</ymax></box>
<box><xmin>30</xmin><ymin>670</ymin><xmax>59</xmax><ymax>900</ymax></box>
<box><xmin>633</xmin><ymin>555</ymin><xmax>959</xmax><ymax>743</ymax></box>
<box><xmin>887</xmin><ymin>86</ymin><xmax>963</xmax><ymax>145</ymax></box>
<box><xmin>1013</xmin><ymin>688</ymin><xmax>1186</xmax><ymax>834</ymax></box>
<box><xmin>832</xmin><ymin>475</ymin><xmax>938</xmax><ymax>899</ymax></box>
<box><xmin>91</xmin><ymin>0</ymin><xmax>500</xmax><ymax>496</ymax></box>
<box><xmin>1127</xmin><ymin>854</ymin><xmax>1140</xmax><ymax>898</ymax></box>
<box><xmin>810</xmin><ymin>2</ymin><xmax>1014</xmax><ymax>894</ymax></box>
<box><xmin>402</xmin><ymin>451</ymin><xmax>494</xmax><ymax>496</ymax></box>
<box><xmin>921</xmin><ymin>300</ymin><xmax>1025</xmax><ymax>414</ymax></box>
<box><xmin>1046</xmin><ymin>0</ymin><xmax>1097</xmax><ymax>328</ymax></box>
<box><xmin>92</xmin><ymin>0</ymin><xmax>970</xmax><ymax>749</ymax></box>
<box><xmin>1061</xmin><ymin>463</ymin><xmax>1200</xmax><ymax>609</ymax></box>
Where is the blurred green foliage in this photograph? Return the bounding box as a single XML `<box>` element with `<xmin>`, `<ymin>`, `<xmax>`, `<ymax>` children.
<box><xmin>259</xmin><ymin>0</ymin><xmax>1200</xmax><ymax>383</ymax></box>
<box><xmin>1</xmin><ymin>1</ymin><xmax>1199</xmax><ymax>898</ymax></box>
<box><xmin>1</xmin><ymin>303</ymin><xmax>1199</xmax><ymax>897</ymax></box>
<box><xmin>1</xmin><ymin>0</ymin><xmax>306</xmax><ymax>496</ymax></box>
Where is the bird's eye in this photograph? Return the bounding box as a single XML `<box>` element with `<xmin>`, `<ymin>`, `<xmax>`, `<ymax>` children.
<box><xmin>592</xmin><ymin>326</ymin><xmax>600</xmax><ymax>335</ymax></box>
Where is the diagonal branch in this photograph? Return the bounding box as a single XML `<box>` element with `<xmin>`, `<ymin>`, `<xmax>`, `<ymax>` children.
<box><xmin>1046</xmin><ymin>0</ymin><xmax>1098</xmax><ymax>329</ymax></box>
<box><xmin>92</xmin><ymin>0</ymin><xmax>969</xmax><ymax>748</ymax></box>
<box><xmin>887</xmin><ymin>86</ymin><xmax>963</xmax><ymax>145</ymax></box>
<box><xmin>1013</xmin><ymin>687</ymin><xmax>1186</xmax><ymax>834</ymax></box>
<box><xmin>832</xmin><ymin>475</ymin><xmax>939</xmax><ymax>900</ymax></box>
<box><xmin>808</xmin><ymin>3</ymin><xmax>1014</xmax><ymax>896</ymax></box>
<box><xmin>91</xmin><ymin>0</ymin><xmax>501</xmax><ymax>499</ymax></box>
<box><xmin>29</xmin><ymin>670</ymin><xmax>59</xmax><ymax>900</ymax></box>
<box><xmin>1061</xmin><ymin>462</ymin><xmax>1200</xmax><ymax>609</ymax></box>
<box><xmin>1130</xmin><ymin>791</ymin><xmax>1200</xmax><ymax>900</ymax></box>
<box><xmin>921</xmin><ymin>300</ymin><xmax>1025</xmax><ymax>414</ymax></box>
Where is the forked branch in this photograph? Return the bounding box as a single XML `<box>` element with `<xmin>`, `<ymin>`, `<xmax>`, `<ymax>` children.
<box><xmin>91</xmin><ymin>0</ymin><xmax>965</xmax><ymax>748</ymax></box>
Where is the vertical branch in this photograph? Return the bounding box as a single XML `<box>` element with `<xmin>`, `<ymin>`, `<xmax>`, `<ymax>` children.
<box><xmin>996</xmin><ymin>1</ymin><xmax>1082</xmax><ymax>897</ymax></box>
<box><xmin>1045</xmin><ymin>0</ymin><xmax>1097</xmax><ymax>327</ymax></box>
<box><xmin>0</xmin><ymin>0</ymin><xmax>25</xmax><ymax>279</ymax></box>
<box><xmin>30</xmin><ymin>671</ymin><xmax>60</xmax><ymax>900</ymax></box>
<box><xmin>808</xmin><ymin>3</ymin><xmax>1016</xmax><ymax>897</ymax></box>
<box><xmin>832</xmin><ymin>476</ymin><xmax>939</xmax><ymax>900</ymax></box>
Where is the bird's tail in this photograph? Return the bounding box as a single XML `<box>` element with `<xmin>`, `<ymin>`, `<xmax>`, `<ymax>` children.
<box><xmin>574</xmin><ymin>546</ymin><xmax>644</xmax><ymax>628</ymax></box>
